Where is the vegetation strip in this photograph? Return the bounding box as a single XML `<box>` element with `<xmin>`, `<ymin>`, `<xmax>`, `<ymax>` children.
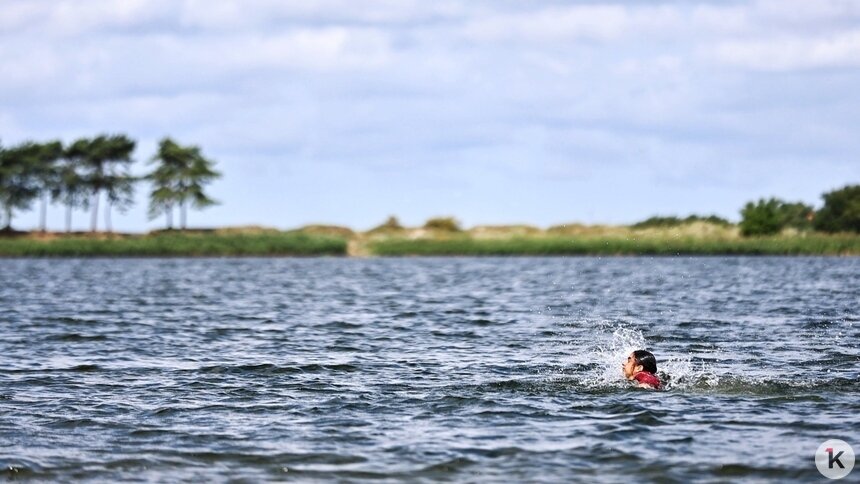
<box><xmin>367</xmin><ymin>234</ymin><xmax>860</xmax><ymax>256</ymax></box>
<box><xmin>0</xmin><ymin>232</ymin><xmax>347</xmax><ymax>257</ymax></box>
<box><xmin>0</xmin><ymin>229</ymin><xmax>858</xmax><ymax>257</ymax></box>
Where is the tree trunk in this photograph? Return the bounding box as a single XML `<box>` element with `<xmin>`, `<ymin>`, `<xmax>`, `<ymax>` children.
<box><xmin>165</xmin><ymin>207</ymin><xmax>173</xmax><ymax>230</ymax></box>
<box><xmin>40</xmin><ymin>193</ymin><xmax>48</xmax><ymax>232</ymax></box>
<box><xmin>90</xmin><ymin>191</ymin><xmax>99</xmax><ymax>232</ymax></box>
<box><xmin>65</xmin><ymin>204</ymin><xmax>72</xmax><ymax>233</ymax></box>
<box><xmin>3</xmin><ymin>206</ymin><xmax>11</xmax><ymax>230</ymax></box>
<box><xmin>180</xmin><ymin>201</ymin><xmax>187</xmax><ymax>230</ymax></box>
<box><xmin>105</xmin><ymin>200</ymin><xmax>112</xmax><ymax>233</ymax></box>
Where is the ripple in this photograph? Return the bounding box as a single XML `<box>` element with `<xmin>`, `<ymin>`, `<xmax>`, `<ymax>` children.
<box><xmin>45</xmin><ymin>333</ymin><xmax>109</xmax><ymax>342</ymax></box>
<box><xmin>1</xmin><ymin>257</ymin><xmax>857</xmax><ymax>482</ymax></box>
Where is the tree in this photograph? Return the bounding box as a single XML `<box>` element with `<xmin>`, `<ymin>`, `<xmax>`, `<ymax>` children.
<box><xmin>66</xmin><ymin>135</ymin><xmax>136</xmax><ymax>232</ymax></box>
<box><xmin>814</xmin><ymin>184</ymin><xmax>860</xmax><ymax>233</ymax></box>
<box><xmin>52</xmin><ymin>152</ymin><xmax>90</xmax><ymax>233</ymax></box>
<box><xmin>0</xmin><ymin>142</ymin><xmax>40</xmax><ymax>231</ymax></box>
<box><xmin>777</xmin><ymin>201</ymin><xmax>815</xmax><ymax>232</ymax></box>
<box><xmin>102</xmin><ymin>169</ymin><xmax>136</xmax><ymax>233</ymax></box>
<box><xmin>147</xmin><ymin>137</ymin><xmax>220</xmax><ymax>230</ymax></box>
<box><xmin>31</xmin><ymin>140</ymin><xmax>64</xmax><ymax>232</ymax></box>
<box><xmin>740</xmin><ymin>199</ymin><xmax>783</xmax><ymax>236</ymax></box>
<box><xmin>740</xmin><ymin>198</ymin><xmax>815</xmax><ymax>236</ymax></box>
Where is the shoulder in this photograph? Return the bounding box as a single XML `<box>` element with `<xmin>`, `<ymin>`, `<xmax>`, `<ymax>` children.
<box><xmin>633</xmin><ymin>371</ymin><xmax>661</xmax><ymax>389</ymax></box>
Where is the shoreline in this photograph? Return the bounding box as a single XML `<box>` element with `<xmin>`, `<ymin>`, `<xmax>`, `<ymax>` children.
<box><xmin>1</xmin><ymin>227</ymin><xmax>858</xmax><ymax>257</ymax></box>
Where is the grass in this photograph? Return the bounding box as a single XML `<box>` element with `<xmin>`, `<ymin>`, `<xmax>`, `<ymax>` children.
<box><xmin>1</xmin><ymin>224</ymin><xmax>857</xmax><ymax>257</ymax></box>
<box><xmin>0</xmin><ymin>232</ymin><xmax>347</xmax><ymax>257</ymax></box>
<box><xmin>367</xmin><ymin>233</ymin><xmax>860</xmax><ymax>256</ymax></box>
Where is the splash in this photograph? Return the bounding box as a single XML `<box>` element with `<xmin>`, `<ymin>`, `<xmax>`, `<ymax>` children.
<box><xmin>578</xmin><ymin>324</ymin><xmax>719</xmax><ymax>391</ymax></box>
<box><xmin>590</xmin><ymin>326</ymin><xmax>646</xmax><ymax>388</ymax></box>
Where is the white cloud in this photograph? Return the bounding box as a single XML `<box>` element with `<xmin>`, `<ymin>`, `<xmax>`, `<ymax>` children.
<box><xmin>2</xmin><ymin>0</ymin><xmax>858</xmax><ymax>230</ymax></box>
<box><xmin>0</xmin><ymin>0</ymin><xmax>171</xmax><ymax>35</ymax></box>
<box><xmin>691</xmin><ymin>5</ymin><xmax>752</xmax><ymax>35</ymax></box>
<box><xmin>462</xmin><ymin>4</ymin><xmax>685</xmax><ymax>44</ymax></box>
<box><xmin>178</xmin><ymin>28</ymin><xmax>394</xmax><ymax>72</ymax></box>
<box><xmin>712</xmin><ymin>31</ymin><xmax>860</xmax><ymax>70</ymax></box>
<box><xmin>753</xmin><ymin>0</ymin><xmax>860</xmax><ymax>26</ymax></box>
<box><xmin>177</xmin><ymin>0</ymin><xmax>469</xmax><ymax>29</ymax></box>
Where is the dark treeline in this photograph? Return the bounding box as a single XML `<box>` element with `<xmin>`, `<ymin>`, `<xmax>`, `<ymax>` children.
<box><xmin>633</xmin><ymin>184</ymin><xmax>860</xmax><ymax>236</ymax></box>
<box><xmin>632</xmin><ymin>214</ymin><xmax>732</xmax><ymax>229</ymax></box>
<box><xmin>738</xmin><ymin>185</ymin><xmax>860</xmax><ymax>236</ymax></box>
<box><xmin>0</xmin><ymin>135</ymin><xmax>220</xmax><ymax>232</ymax></box>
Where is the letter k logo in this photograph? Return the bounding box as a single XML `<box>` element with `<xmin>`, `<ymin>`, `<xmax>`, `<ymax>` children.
<box><xmin>827</xmin><ymin>448</ymin><xmax>845</xmax><ymax>469</ymax></box>
<box><xmin>816</xmin><ymin>439</ymin><xmax>855</xmax><ymax>479</ymax></box>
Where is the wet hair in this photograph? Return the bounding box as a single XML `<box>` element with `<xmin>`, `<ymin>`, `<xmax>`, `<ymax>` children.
<box><xmin>632</xmin><ymin>350</ymin><xmax>657</xmax><ymax>374</ymax></box>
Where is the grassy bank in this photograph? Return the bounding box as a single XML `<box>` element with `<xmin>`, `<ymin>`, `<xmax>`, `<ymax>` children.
<box><xmin>366</xmin><ymin>234</ymin><xmax>860</xmax><ymax>256</ymax></box>
<box><xmin>0</xmin><ymin>231</ymin><xmax>347</xmax><ymax>257</ymax></box>
<box><xmin>1</xmin><ymin>224</ymin><xmax>858</xmax><ymax>257</ymax></box>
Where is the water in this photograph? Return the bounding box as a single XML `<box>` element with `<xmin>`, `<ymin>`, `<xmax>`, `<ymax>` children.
<box><xmin>1</xmin><ymin>257</ymin><xmax>858</xmax><ymax>482</ymax></box>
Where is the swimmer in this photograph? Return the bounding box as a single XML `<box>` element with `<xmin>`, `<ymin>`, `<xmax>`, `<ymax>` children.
<box><xmin>622</xmin><ymin>350</ymin><xmax>661</xmax><ymax>390</ymax></box>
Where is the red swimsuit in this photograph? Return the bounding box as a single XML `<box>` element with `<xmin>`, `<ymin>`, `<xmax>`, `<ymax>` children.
<box><xmin>633</xmin><ymin>371</ymin><xmax>661</xmax><ymax>389</ymax></box>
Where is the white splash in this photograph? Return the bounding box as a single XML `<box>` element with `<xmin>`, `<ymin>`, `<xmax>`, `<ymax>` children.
<box><xmin>591</xmin><ymin>326</ymin><xmax>646</xmax><ymax>388</ymax></box>
<box><xmin>581</xmin><ymin>324</ymin><xmax>719</xmax><ymax>390</ymax></box>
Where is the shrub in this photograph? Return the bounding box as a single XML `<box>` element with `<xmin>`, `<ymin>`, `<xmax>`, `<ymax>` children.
<box><xmin>778</xmin><ymin>202</ymin><xmax>815</xmax><ymax>231</ymax></box>
<box><xmin>740</xmin><ymin>199</ymin><xmax>783</xmax><ymax>236</ymax></box>
<box><xmin>423</xmin><ymin>216</ymin><xmax>461</xmax><ymax>232</ymax></box>
<box><xmin>740</xmin><ymin>198</ymin><xmax>815</xmax><ymax>236</ymax></box>
<box><xmin>814</xmin><ymin>184</ymin><xmax>860</xmax><ymax>233</ymax></box>
<box><xmin>632</xmin><ymin>215</ymin><xmax>731</xmax><ymax>229</ymax></box>
<box><xmin>368</xmin><ymin>216</ymin><xmax>404</xmax><ymax>233</ymax></box>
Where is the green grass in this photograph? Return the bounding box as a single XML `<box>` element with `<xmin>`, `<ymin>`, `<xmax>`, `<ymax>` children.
<box><xmin>0</xmin><ymin>232</ymin><xmax>348</xmax><ymax>257</ymax></box>
<box><xmin>368</xmin><ymin>234</ymin><xmax>860</xmax><ymax>256</ymax></box>
<box><xmin>2</xmin><ymin>230</ymin><xmax>858</xmax><ymax>257</ymax></box>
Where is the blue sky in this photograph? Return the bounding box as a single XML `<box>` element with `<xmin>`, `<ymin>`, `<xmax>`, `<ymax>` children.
<box><xmin>2</xmin><ymin>0</ymin><xmax>859</xmax><ymax>231</ymax></box>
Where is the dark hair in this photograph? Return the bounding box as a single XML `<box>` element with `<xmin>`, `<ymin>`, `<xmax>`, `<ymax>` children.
<box><xmin>633</xmin><ymin>350</ymin><xmax>657</xmax><ymax>374</ymax></box>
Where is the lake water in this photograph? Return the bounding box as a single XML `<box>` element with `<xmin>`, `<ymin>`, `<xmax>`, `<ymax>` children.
<box><xmin>1</xmin><ymin>257</ymin><xmax>858</xmax><ymax>482</ymax></box>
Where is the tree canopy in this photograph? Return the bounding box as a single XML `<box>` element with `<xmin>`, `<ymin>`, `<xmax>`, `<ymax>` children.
<box><xmin>814</xmin><ymin>184</ymin><xmax>860</xmax><ymax>233</ymax></box>
<box><xmin>148</xmin><ymin>137</ymin><xmax>220</xmax><ymax>229</ymax></box>
<box><xmin>66</xmin><ymin>134</ymin><xmax>136</xmax><ymax>231</ymax></box>
<box><xmin>0</xmin><ymin>142</ymin><xmax>42</xmax><ymax>230</ymax></box>
<box><xmin>740</xmin><ymin>198</ymin><xmax>815</xmax><ymax>236</ymax></box>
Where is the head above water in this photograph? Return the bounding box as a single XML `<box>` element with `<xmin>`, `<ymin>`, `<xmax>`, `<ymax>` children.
<box><xmin>623</xmin><ymin>350</ymin><xmax>658</xmax><ymax>379</ymax></box>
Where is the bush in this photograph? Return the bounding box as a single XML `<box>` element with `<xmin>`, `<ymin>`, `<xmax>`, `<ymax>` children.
<box><xmin>632</xmin><ymin>215</ymin><xmax>731</xmax><ymax>229</ymax></box>
<box><xmin>423</xmin><ymin>217</ymin><xmax>461</xmax><ymax>232</ymax></box>
<box><xmin>368</xmin><ymin>216</ymin><xmax>404</xmax><ymax>233</ymax></box>
<box><xmin>814</xmin><ymin>184</ymin><xmax>860</xmax><ymax>233</ymax></box>
<box><xmin>740</xmin><ymin>199</ymin><xmax>783</xmax><ymax>236</ymax></box>
<box><xmin>740</xmin><ymin>198</ymin><xmax>815</xmax><ymax>236</ymax></box>
<box><xmin>778</xmin><ymin>202</ymin><xmax>815</xmax><ymax>231</ymax></box>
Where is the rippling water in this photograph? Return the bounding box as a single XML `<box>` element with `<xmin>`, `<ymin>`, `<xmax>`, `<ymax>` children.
<box><xmin>1</xmin><ymin>257</ymin><xmax>858</xmax><ymax>482</ymax></box>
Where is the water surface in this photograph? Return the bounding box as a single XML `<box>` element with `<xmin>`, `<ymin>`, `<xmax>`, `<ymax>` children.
<box><xmin>1</xmin><ymin>257</ymin><xmax>858</xmax><ymax>482</ymax></box>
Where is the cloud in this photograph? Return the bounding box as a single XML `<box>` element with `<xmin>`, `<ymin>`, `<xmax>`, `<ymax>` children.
<box><xmin>1</xmin><ymin>0</ymin><xmax>858</xmax><ymax>230</ymax></box>
<box><xmin>712</xmin><ymin>31</ymin><xmax>860</xmax><ymax>70</ymax></box>
<box><xmin>462</xmin><ymin>4</ymin><xmax>687</xmax><ymax>44</ymax></box>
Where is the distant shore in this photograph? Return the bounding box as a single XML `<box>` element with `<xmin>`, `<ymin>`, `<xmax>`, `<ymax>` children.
<box><xmin>1</xmin><ymin>223</ymin><xmax>859</xmax><ymax>257</ymax></box>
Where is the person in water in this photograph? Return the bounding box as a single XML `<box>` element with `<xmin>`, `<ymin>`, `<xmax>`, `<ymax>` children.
<box><xmin>622</xmin><ymin>350</ymin><xmax>661</xmax><ymax>389</ymax></box>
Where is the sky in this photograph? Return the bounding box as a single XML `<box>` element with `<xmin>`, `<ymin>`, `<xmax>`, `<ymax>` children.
<box><xmin>1</xmin><ymin>0</ymin><xmax>859</xmax><ymax>232</ymax></box>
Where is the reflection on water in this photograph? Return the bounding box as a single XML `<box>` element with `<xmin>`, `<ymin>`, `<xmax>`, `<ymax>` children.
<box><xmin>1</xmin><ymin>257</ymin><xmax>858</xmax><ymax>481</ymax></box>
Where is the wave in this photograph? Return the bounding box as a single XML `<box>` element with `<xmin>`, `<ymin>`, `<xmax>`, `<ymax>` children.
<box><xmin>194</xmin><ymin>363</ymin><xmax>360</xmax><ymax>375</ymax></box>
<box><xmin>551</xmin><ymin>324</ymin><xmax>860</xmax><ymax>394</ymax></box>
